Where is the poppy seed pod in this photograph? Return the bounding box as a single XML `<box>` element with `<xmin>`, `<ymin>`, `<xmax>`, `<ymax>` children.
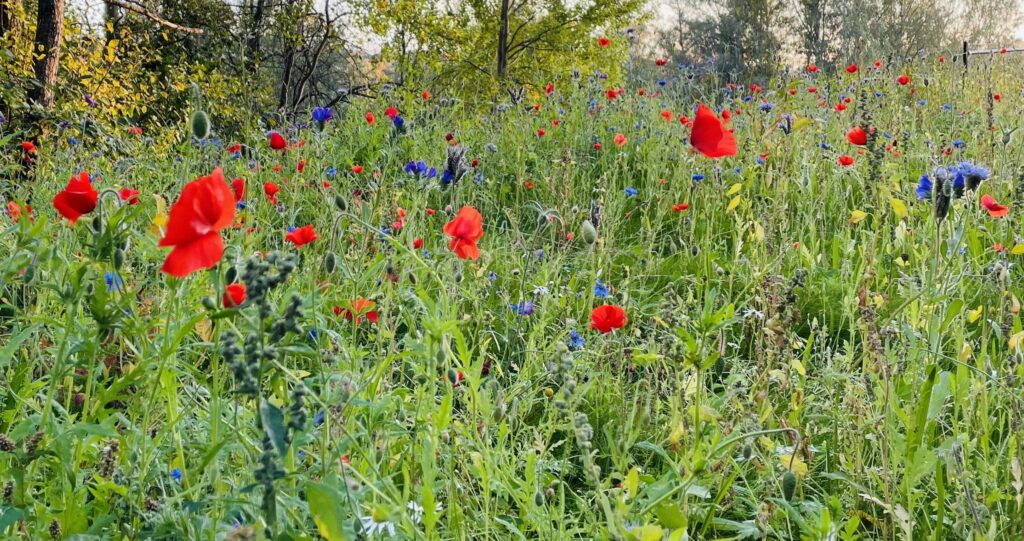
<box><xmin>782</xmin><ymin>472</ymin><xmax>797</xmax><ymax>500</ymax></box>
<box><xmin>201</xmin><ymin>296</ymin><xmax>217</xmax><ymax>311</ymax></box>
<box><xmin>333</xmin><ymin>194</ymin><xmax>348</xmax><ymax>212</ymax></box>
<box><xmin>114</xmin><ymin>248</ymin><xmax>124</xmax><ymax>270</ymax></box>
<box><xmin>225</xmin><ymin>266</ymin><xmax>238</xmax><ymax>284</ymax></box>
<box><xmin>580</xmin><ymin>220</ymin><xmax>598</xmax><ymax>244</ymax></box>
<box><xmin>191</xmin><ymin>110</ymin><xmax>211</xmax><ymax>141</ymax></box>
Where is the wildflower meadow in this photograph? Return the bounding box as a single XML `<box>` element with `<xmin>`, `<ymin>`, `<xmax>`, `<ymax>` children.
<box><xmin>4</xmin><ymin>35</ymin><xmax>1024</xmax><ymax>541</ymax></box>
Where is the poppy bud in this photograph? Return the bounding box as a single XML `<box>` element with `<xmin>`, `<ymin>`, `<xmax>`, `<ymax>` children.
<box><xmin>201</xmin><ymin>296</ymin><xmax>217</xmax><ymax>311</ymax></box>
<box><xmin>22</xmin><ymin>265</ymin><xmax>35</xmax><ymax>284</ymax></box>
<box><xmin>91</xmin><ymin>216</ymin><xmax>103</xmax><ymax>234</ymax></box>
<box><xmin>225</xmin><ymin>266</ymin><xmax>238</xmax><ymax>284</ymax></box>
<box><xmin>580</xmin><ymin>220</ymin><xmax>598</xmax><ymax>245</ymax></box>
<box><xmin>782</xmin><ymin>472</ymin><xmax>797</xmax><ymax>501</ymax></box>
<box><xmin>534</xmin><ymin>491</ymin><xmax>544</xmax><ymax>506</ymax></box>
<box><xmin>114</xmin><ymin>248</ymin><xmax>124</xmax><ymax>270</ymax></box>
<box><xmin>191</xmin><ymin>110</ymin><xmax>211</xmax><ymax>141</ymax></box>
<box><xmin>325</xmin><ymin>253</ymin><xmax>336</xmax><ymax>273</ymax></box>
<box><xmin>333</xmin><ymin>194</ymin><xmax>348</xmax><ymax>212</ymax></box>
<box><xmin>454</xmin><ymin>271</ymin><xmax>464</xmax><ymax>283</ymax></box>
<box><xmin>741</xmin><ymin>444</ymin><xmax>752</xmax><ymax>460</ymax></box>
<box><xmin>446</xmin><ymin>368</ymin><xmax>460</xmax><ymax>385</ymax></box>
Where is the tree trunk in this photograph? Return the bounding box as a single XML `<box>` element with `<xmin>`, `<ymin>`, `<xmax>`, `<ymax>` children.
<box><xmin>28</xmin><ymin>0</ymin><xmax>64</xmax><ymax>109</ymax></box>
<box><xmin>278</xmin><ymin>46</ymin><xmax>294</xmax><ymax>110</ymax></box>
<box><xmin>245</xmin><ymin>0</ymin><xmax>266</xmax><ymax>73</ymax></box>
<box><xmin>496</xmin><ymin>0</ymin><xmax>509</xmax><ymax>79</ymax></box>
<box><xmin>0</xmin><ymin>0</ymin><xmax>18</xmax><ymax>38</ymax></box>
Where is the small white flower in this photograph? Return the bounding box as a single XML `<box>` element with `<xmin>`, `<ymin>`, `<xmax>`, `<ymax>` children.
<box><xmin>407</xmin><ymin>501</ymin><xmax>443</xmax><ymax>524</ymax></box>
<box><xmin>359</xmin><ymin>515</ymin><xmax>396</xmax><ymax>538</ymax></box>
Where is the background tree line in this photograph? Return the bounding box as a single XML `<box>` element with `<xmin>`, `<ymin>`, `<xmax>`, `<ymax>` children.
<box><xmin>0</xmin><ymin>0</ymin><xmax>1021</xmax><ymax>139</ymax></box>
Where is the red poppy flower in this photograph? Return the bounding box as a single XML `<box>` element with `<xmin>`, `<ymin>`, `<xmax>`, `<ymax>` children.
<box><xmin>286</xmin><ymin>225</ymin><xmax>318</xmax><ymax>247</ymax></box>
<box><xmin>268</xmin><ymin>131</ymin><xmax>287</xmax><ymax>150</ymax></box>
<box><xmin>421</xmin><ymin>90</ymin><xmax>431</xmax><ymax>100</ymax></box>
<box><xmin>413</xmin><ymin>238</ymin><xmax>423</xmax><ymax>249</ymax></box>
<box><xmin>426</xmin><ymin>208</ymin><xmax>436</xmax><ymax>216</ymax></box>
<box><xmin>119</xmin><ymin>188</ymin><xmax>140</xmax><ymax>205</ymax></box>
<box><xmin>21</xmin><ymin>141</ymin><xmax>37</xmax><ymax>154</ymax></box>
<box><xmin>53</xmin><ymin>171</ymin><xmax>98</xmax><ymax>223</ymax></box>
<box><xmin>443</xmin><ymin>205</ymin><xmax>484</xmax><ymax>260</ymax></box>
<box><xmin>673</xmin><ymin>203</ymin><xmax>689</xmax><ymax>212</ymax></box>
<box><xmin>227</xmin><ymin>143</ymin><xmax>242</xmax><ymax>154</ymax></box>
<box><xmin>690</xmin><ymin>104</ymin><xmax>738</xmax><ymax>159</ymax></box>
<box><xmin>159</xmin><ymin>167</ymin><xmax>235</xmax><ymax>277</ymax></box>
<box><xmin>590</xmin><ymin>304</ymin><xmax>627</xmax><ymax>333</ymax></box>
<box><xmin>597</xmin><ymin>36</ymin><xmax>610</xmax><ymax>47</ymax></box>
<box><xmin>994</xmin><ymin>243</ymin><xmax>1006</xmax><ymax>252</ymax></box>
<box><xmin>873</xmin><ymin>59</ymin><xmax>882</xmax><ymax>68</ymax></box>
<box><xmin>223</xmin><ymin>283</ymin><xmax>246</xmax><ymax>307</ymax></box>
<box><xmin>545</xmin><ymin>82</ymin><xmax>555</xmax><ymax>96</ymax></box>
<box><xmin>606</xmin><ymin>88</ymin><xmax>618</xmax><ymax>100</ymax></box>
<box><xmin>655</xmin><ymin>58</ymin><xmax>668</xmax><ymax>66</ymax></box>
<box><xmin>593</xmin><ymin>142</ymin><xmax>602</xmax><ymax>150</ymax></box>
<box><xmin>231</xmin><ymin>178</ymin><xmax>245</xmax><ymax>202</ymax></box>
<box><xmin>340</xmin><ymin>298</ymin><xmax>378</xmax><ymax>324</ymax></box>
<box><xmin>660</xmin><ymin>110</ymin><xmax>672</xmax><ymax>122</ymax></box>
<box><xmin>897</xmin><ymin>75</ymin><xmax>910</xmax><ymax>85</ymax></box>
<box><xmin>385</xmin><ymin>107</ymin><xmax>399</xmax><ymax>119</ymax></box>
<box><xmin>7</xmin><ymin>201</ymin><xmax>23</xmax><ymax>221</ymax></box>
<box><xmin>264</xmin><ymin>181</ymin><xmax>280</xmax><ymax>205</ymax></box>
<box><xmin>845</xmin><ymin>64</ymin><xmax>858</xmax><ymax>73</ymax></box>
<box><xmin>537</xmin><ymin>129</ymin><xmax>545</xmax><ymax>137</ymax></box>
<box><xmin>807</xmin><ymin>86</ymin><xmax>817</xmax><ymax>93</ymax></box>
<box><xmin>365</xmin><ymin>111</ymin><xmax>375</xmax><ymax>125</ymax></box>
<box><xmin>846</xmin><ymin>126</ymin><xmax>867</xmax><ymax>146</ymax></box>
<box><xmin>838</xmin><ymin>155</ymin><xmax>855</xmax><ymax>166</ymax></box>
<box><xmin>613</xmin><ymin>133</ymin><xmax>627</xmax><ymax>147</ymax></box>
<box><xmin>1001</xmin><ymin>47</ymin><xmax>1008</xmax><ymax>54</ymax></box>
<box><xmin>981</xmin><ymin>194</ymin><xmax>1009</xmax><ymax>217</ymax></box>
<box><xmin>352</xmin><ymin>165</ymin><xmax>364</xmax><ymax>174</ymax></box>
<box><xmin>834</xmin><ymin>102</ymin><xmax>847</xmax><ymax>112</ymax></box>
<box><xmin>807</xmin><ymin>64</ymin><xmax>818</xmax><ymax>73</ymax></box>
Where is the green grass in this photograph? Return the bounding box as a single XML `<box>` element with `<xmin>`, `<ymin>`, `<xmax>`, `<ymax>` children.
<box><xmin>2</xmin><ymin>59</ymin><xmax>1024</xmax><ymax>540</ymax></box>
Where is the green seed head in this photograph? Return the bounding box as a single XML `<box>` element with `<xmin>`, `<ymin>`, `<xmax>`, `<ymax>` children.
<box><xmin>191</xmin><ymin>110</ymin><xmax>211</xmax><ymax>141</ymax></box>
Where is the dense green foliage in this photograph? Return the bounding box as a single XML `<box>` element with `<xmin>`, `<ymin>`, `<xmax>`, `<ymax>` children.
<box><xmin>2</xmin><ymin>53</ymin><xmax>1024</xmax><ymax>540</ymax></box>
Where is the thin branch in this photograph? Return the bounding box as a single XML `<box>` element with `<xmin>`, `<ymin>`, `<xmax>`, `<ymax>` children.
<box><xmin>107</xmin><ymin>0</ymin><xmax>204</xmax><ymax>34</ymax></box>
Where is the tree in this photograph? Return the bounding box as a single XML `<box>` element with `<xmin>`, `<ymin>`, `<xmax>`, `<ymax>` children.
<box><xmin>682</xmin><ymin>0</ymin><xmax>790</xmax><ymax>82</ymax></box>
<box><xmin>27</xmin><ymin>0</ymin><xmax>64</xmax><ymax>108</ymax></box>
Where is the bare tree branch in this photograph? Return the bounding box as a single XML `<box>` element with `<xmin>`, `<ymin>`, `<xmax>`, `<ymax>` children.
<box><xmin>107</xmin><ymin>0</ymin><xmax>204</xmax><ymax>34</ymax></box>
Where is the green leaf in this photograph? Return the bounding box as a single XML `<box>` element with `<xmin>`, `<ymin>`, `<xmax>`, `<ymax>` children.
<box><xmin>260</xmin><ymin>401</ymin><xmax>287</xmax><ymax>455</ymax></box>
<box><xmin>655</xmin><ymin>503</ymin><xmax>686</xmax><ymax>529</ymax></box>
<box><xmin>306</xmin><ymin>481</ymin><xmax>349</xmax><ymax>541</ymax></box>
<box><xmin>0</xmin><ymin>325</ymin><xmax>39</xmax><ymax>369</ymax></box>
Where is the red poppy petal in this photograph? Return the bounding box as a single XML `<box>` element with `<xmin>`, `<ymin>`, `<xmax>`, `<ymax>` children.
<box><xmin>161</xmin><ymin>232</ymin><xmax>225</xmax><ymax>277</ymax></box>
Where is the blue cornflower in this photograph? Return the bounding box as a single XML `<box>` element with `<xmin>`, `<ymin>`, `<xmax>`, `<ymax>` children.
<box><xmin>535</xmin><ymin>249</ymin><xmax>544</xmax><ymax>260</ymax></box>
<box><xmin>692</xmin><ymin>174</ymin><xmax>705</xmax><ymax>182</ymax></box>
<box><xmin>624</xmin><ymin>187</ymin><xmax>638</xmax><ymax>197</ymax></box>
<box><xmin>442</xmin><ymin>170</ymin><xmax>455</xmax><ymax>184</ymax></box>
<box><xmin>170</xmin><ymin>468</ymin><xmax>182</xmax><ymax>482</ymax></box>
<box><xmin>325</xmin><ymin>166</ymin><xmax>337</xmax><ymax>178</ymax></box>
<box><xmin>759</xmin><ymin>101</ymin><xmax>774</xmax><ymax>112</ymax></box>
<box><xmin>917</xmin><ymin>99</ymin><xmax>926</xmax><ymax>106</ymax></box>
<box><xmin>874</xmin><ymin>91</ymin><xmax>883</xmax><ymax>98</ymax></box>
<box><xmin>756</xmin><ymin>155</ymin><xmax>766</xmax><ymax>166</ymax></box>
<box><xmin>312</xmin><ymin>106</ymin><xmax>333</xmax><ymax>123</ymax></box>
<box><xmin>743</xmin><ymin>95</ymin><xmax>753</xmax><ymax>102</ymax></box>
<box><xmin>942</xmin><ymin>104</ymin><xmax>953</xmax><ymax>111</ymax></box>
<box><xmin>510</xmin><ymin>301</ymin><xmax>535</xmax><ymax>316</ymax></box>
<box><xmin>236</xmin><ymin>201</ymin><xmax>246</xmax><ymax>210</ymax></box>
<box><xmin>568</xmin><ymin>329</ymin><xmax>586</xmax><ymax>350</ymax></box>
<box><xmin>594</xmin><ymin>279</ymin><xmax>609</xmax><ymax>298</ymax></box>
<box><xmin>105</xmin><ymin>272</ymin><xmax>124</xmax><ymax>293</ymax></box>
<box><xmin>313</xmin><ymin>411</ymin><xmax>325</xmax><ymax>426</ymax></box>
<box><xmin>952</xmin><ymin>139</ymin><xmax>965</xmax><ymax>148</ymax></box>
<box><xmin>915</xmin><ymin>174</ymin><xmax>933</xmax><ymax>200</ymax></box>
<box><xmin>488</xmin><ymin>271</ymin><xmax>498</xmax><ymax>282</ymax></box>
<box><xmin>68</xmin><ymin>137</ymin><xmax>78</xmax><ymax>146</ymax></box>
<box><xmin>287</xmin><ymin>226</ymin><xmax>298</xmax><ymax>233</ymax></box>
<box><xmin>392</xmin><ymin>115</ymin><xmax>405</xmax><ymax>128</ymax></box>
<box><xmin>308</xmin><ymin>328</ymin><xmax>319</xmax><ymax>341</ymax></box>
<box><xmin>658</xmin><ymin>79</ymin><xmax>667</xmax><ymax>86</ymax></box>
